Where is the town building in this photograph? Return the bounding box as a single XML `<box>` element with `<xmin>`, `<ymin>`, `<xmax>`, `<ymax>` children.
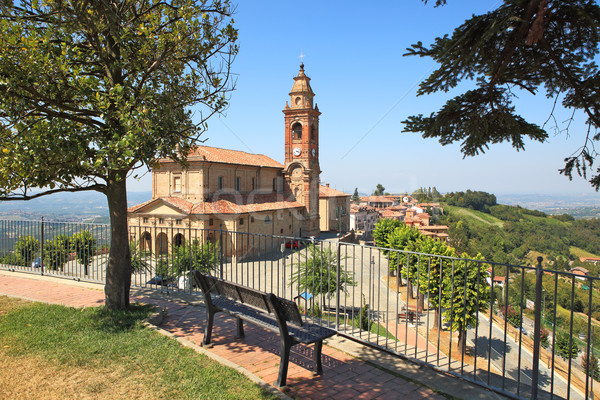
<box><xmin>319</xmin><ymin>184</ymin><xmax>351</xmax><ymax>233</ymax></box>
<box><xmin>349</xmin><ymin>204</ymin><xmax>379</xmax><ymax>239</ymax></box>
<box><xmin>128</xmin><ymin>63</ymin><xmax>339</xmax><ymax>258</ymax></box>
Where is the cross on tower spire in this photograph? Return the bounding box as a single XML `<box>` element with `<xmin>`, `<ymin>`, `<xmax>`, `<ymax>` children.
<box><xmin>299</xmin><ymin>52</ymin><xmax>305</xmax><ymax>68</ymax></box>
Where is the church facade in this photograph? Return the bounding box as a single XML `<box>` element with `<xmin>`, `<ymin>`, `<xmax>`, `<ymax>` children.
<box><xmin>127</xmin><ymin>64</ymin><xmax>350</xmax><ymax>258</ymax></box>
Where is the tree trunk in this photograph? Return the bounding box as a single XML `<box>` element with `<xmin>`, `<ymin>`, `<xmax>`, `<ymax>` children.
<box><xmin>104</xmin><ymin>170</ymin><xmax>132</xmax><ymax>310</ymax></box>
<box><xmin>434</xmin><ymin>307</ymin><xmax>440</xmax><ymax>330</ymax></box>
<box><xmin>408</xmin><ymin>279</ymin><xmax>415</xmax><ymax>299</ymax></box>
<box><xmin>457</xmin><ymin>327</ymin><xmax>466</xmax><ymax>355</ymax></box>
<box><xmin>418</xmin><ymin>292</ymin><xmax>425</xmax><ymax>310</ymax></box>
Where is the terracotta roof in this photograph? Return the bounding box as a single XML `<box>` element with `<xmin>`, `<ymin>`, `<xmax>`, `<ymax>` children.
<box><xmin>379</xmin><ymin>209</ymin><xmax>402</xmax><ymax>218</ymax></box>
<box><xmin>160</xmin><ymin>145</ymin><xmax>284</xmax><ymax>169</ymax></box>
<box><xmin>360</xmin><ymin>196</ymin><xmax>394</xmax><ymax>203</ymax></box>
<box><xmin>127</xmin><ymin>197</ymin><xmax>195</xmax><ymax>214</ymax></box>
<box><xmin>129</xmin><ymin>194</ymin><xmax>304</xmax><ymax>216</ymax></box>
<box><xmin>570</xmin><ymin>266</ymin><xmax>590</xmax><ymax>274</ymax></box>
<box><xmin>581</xmin><ymin>257</ymin><xmax>600</xmax><ymax>262</ymax></box>
<box><xmin>319</xmin><ymin>185</ymin><xmax>350</xmax><ymax>198</ymax></box>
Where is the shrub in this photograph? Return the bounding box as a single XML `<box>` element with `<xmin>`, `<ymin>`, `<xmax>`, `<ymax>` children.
<box><xmin>43</xmin><ymin>235</ymin><xmax>71</xmax><ymax>271</ymax></box>
<box><xmin>72</xmin><ymin>230</ymin><xmax>96</xmax><ymax>274</ymax></box>
<box><xmin>156</xmin><ymin>241</ymin><xmax>219</xmax><ymax>278</ymax></box>
<box><xmin>555</xmin><ymin>331</ymin><xmax>579</xmax><ymax>360</ymax></box>
<box><xmin>290</xmin><ymin>244</ymin><xmax>355</xmax><ymax>299</ymax></box>
<box><xmin>14</xmin><ymin>235</ymin><xmax>40</xmax><ymax>267</ymax></box>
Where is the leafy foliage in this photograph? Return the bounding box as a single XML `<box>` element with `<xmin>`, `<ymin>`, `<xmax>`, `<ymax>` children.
<box><xmin>156</xmin><ymin>240</ymin><xmax>219</xmax><ymax>278</ymax></box>
<box><xmin>441</xmin><ymin>252</ymin><xmax>490</xmax><ymax>351</ymax></box>
<box><xmin>386</xmin><ymin>224</ymin><xmax>424</xmax><ymax>273</ymax></box>
<box><xmin>372</xmin><ymin>218</ymin><xmax>403</xmax><ymax>249</ymax></box>
<box><xmin>290</xmin><ymin>244</ymin><xmax>356</xmax><ymax>299</ymax></box>
<box><xmin>0</xmin><ymin>0</ymin><xmax>238</xmax><ymax>308</ymax></box>
<box><xmin>72</xmin><ymin>230</ymin><xmax>96</xmax><ymax>274</ymax></box>
<box><xmin>581</xmin><ymin>352</ymin><xmax>600</xmax><ymax>380</ymax></box>
<box><xmin>555</xmin><ymin>331</ymin><xmax>579</xmax><ymax>360</ymax></box>
<box><xmin>372</xmin><ymin>184</ymin><xmax>385</xmax><ymax>196</ymax></box>
<box><xmin>14</xmin><ymin>235</ymin><xmax>40</xmax><ymax>267</ymax></box>
<box><xmin>443</xmin><ymin>190</ymin><xmax>496</xmax><ymax>212</ymax></box>
<box><xmin>43</xmin><ymin>234</ymin><xmax>71</xmax><ymax>271</ymax></box>
<box><xmin>405</xmin><ymin>1</ymin><xmax>600</xmax><ymax>189</ymax></box>
<box><xmin>351</xmin><ymin>188</ymin><xmax>360</xmax><ymax>204</ymax></box>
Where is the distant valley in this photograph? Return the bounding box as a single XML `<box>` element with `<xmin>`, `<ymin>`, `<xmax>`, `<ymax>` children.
<box><xmin>0</xmin><ymin>191</ymin><xmax>597</xmax><ymax>222</ymax></box>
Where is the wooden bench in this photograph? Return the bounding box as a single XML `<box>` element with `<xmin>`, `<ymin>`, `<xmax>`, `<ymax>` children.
<box><xmin>192</xmin><ymin>271</ymin><xmax>337</xmax><ymax>388</ymax></box>
<box><xmin>397</xmin><ymin>305</ymin><xmax>423</xmax><ymax>324</ymax></box>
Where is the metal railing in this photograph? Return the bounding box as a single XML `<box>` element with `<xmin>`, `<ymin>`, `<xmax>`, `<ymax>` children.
<box><xmin>0</xmin><ymin>218</ymin><xmax>597</xmax><ymax>400</ymax></box>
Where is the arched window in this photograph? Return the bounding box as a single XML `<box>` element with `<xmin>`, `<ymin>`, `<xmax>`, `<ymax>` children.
<box><xmin>140</xmin><ymin>231</ymin><xmax>152</xmax><ymax>253</ymax></box>
<box><xmin>156</xmin><ymin>232</ymin><xmax>168</xmax><ymax>255</ymax></box>
<box><xmin>310</xmin><ymin>124</ymin><xmax>316</xmax><ymax>140</ymax></box>
<box><xmin>292</xmin><ymin>122</ymin><xmax>302</xmax><ymax>139</ymax></box>
<box><xmin>173</xmin><ymin>233</ymin><xmax>184</xmax><ymax>248</ymax></box>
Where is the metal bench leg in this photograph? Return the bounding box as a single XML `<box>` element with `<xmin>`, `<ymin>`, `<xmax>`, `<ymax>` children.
<box><xmin>235</xmin><ymin>317</ymin><xmax>245</xmax><ymax>339</ymax></box>
<box><xmin>203</xmin><ymin>309</ymin><xmax>214</xmax><ymax>348</ymax></box>
<box><xmin>274</xmin><ymin>338</ymin><xmax>292</xmax><ymax>388</ymax></box>
<box><xmin>313</xmin><ymin>340</ymin><xmax>323</xmax><ymax>375</ymax></box>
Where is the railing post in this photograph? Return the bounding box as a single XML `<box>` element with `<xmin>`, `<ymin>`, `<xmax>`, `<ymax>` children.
<box><xmin>336</xmin><ymin>238</ymin><xmax>341</xmax><ymax>330</ymax></box>
<box><xmin>531</xmin><ymin>256</ymin><xmax>544</xmax><ymax>400</ymax></box>
<box><xmin>40</xmin><ymin>217</ymin><xmax>44</xmax><ymax>276</ymax></box>
<box><xmin>219</xmin><ymin>227</ymin><xmax>224</xmax><ymax>279</ymax></box>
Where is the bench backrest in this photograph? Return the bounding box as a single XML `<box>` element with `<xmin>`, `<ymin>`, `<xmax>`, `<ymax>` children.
<box><xmin>193</xmin><ymin>271</ymin><xmax>304</xmax><ymax>327</ymax></box>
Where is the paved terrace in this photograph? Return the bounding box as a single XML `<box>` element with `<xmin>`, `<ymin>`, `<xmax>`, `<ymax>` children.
<box><xmin>0</xmin><ymin>271</ymin><xmax>505</xmax><ymax>400</ymax></box>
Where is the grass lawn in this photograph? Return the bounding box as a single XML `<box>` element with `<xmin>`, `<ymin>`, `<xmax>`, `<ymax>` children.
<box><xmin>0</xmin><ymin>296</ymin><xmax>277</xmax><ymax>400</ymax></box>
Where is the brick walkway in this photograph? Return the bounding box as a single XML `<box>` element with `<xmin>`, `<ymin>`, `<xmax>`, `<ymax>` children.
<box><xmin>0</xmin><ymin>273</ymin><xmax>447</xmax><ymax>399</ymax></box>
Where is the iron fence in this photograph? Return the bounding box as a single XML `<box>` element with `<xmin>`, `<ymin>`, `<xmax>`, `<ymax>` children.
<box><xmin>0</xmin><ymin>218</ymin><xmax>597</xmax><ymax>400</ymax></box>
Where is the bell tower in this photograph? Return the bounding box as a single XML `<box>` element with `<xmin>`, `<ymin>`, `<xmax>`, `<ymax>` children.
<box><xmin>283</xmin><ymin>63</ymin><xmax>321</xmax><ymax>236</ymax></box>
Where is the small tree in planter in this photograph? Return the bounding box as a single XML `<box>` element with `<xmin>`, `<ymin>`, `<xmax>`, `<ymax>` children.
<box><xmin>156</xmin><ymin>240</ymin><xmax>219</xmax><ymax>288</ymax></box>
<box><xmin>290</xmin><ymin>244</ymin><xmax>356</xmax><ymax>311</ymax></box>
<box><xmin>14</xmin><ymin>235</ymin><xmax>40</xmax><ymax>267</ymax></box>
<box><xmin>72</xmin><ymin>230</ymin><xmax>96</xmax><ymax>275</ymax></box>
<box><xmin>44</xmin><ymin>235</ymin><xmax>71</xmax><ymax>271</ymax></box>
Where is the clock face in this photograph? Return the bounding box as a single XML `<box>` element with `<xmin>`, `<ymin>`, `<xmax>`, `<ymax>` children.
<box><xmin>293</xmin><ymin>147</ymin><xmax>301</xmax><ymax>156</ymax></box>
<box><xmin>311</xmin><ymin>148</ymin><xmax>316</xmax><ymax>157</ymax></box>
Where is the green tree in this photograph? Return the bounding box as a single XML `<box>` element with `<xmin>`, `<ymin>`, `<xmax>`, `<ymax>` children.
<box><xmin>351</xmin><ymin>188</ymin><xmax>360</xmax><ymax>204</ymax></box>
<box><xmin>581</xmin><ymin>352</ymin><xmax>600</xmax><ymax>380</ymax></box>
<box><xmin>404</xmin><ymin>1</ymin><xmax>600</xmax><ymax>189</ymax></box>
<box><xmin>0</xmin><ymin>1</ymin><xmax>238</xmax><ymax>309</ymax></box>
<box><xmin>555</xmin><ymin>331</ymin><xmax>579</xmax><ymax>360</ymax></box>
<box><xmin>442</xmin><ymin>253</ymin><xmax>490</xmax><ymax>354</ymax></box>
<box><xmin>409</xmin><ymin>237</ymin><xmax>456</xmax><ymax>329</ymax></box>
<box><xmin>44</xmin><ymin>234</ymin><xmax>71</xmax><ymax>271</ymax></box>
<box><xmin>386</xmin><ymin>224</ymin><xmax>423</xmax><ymax>274</ymax></box>
<box><xmin>72</xmin><ymin>230</ymin><xmax>96</xmax><ymax>275</ymax></box>
<box><xmin>373</xmin><ymin>184</ymin><xmax>385</xmax><ymax>196</ymax></box>
<box><xmin>372</xmin><ymin>218</ymin><xmax>403</xmax><ymax>249</ymax></box>
<box><xmin>14</xmin><ymin>235</ymin><xmax>40</xmax><ymax>267</ymax></box>
<box><xmin>290</xmin><ymin>244</ymin><xmax>356</xmax><ymax>302</ymax></box>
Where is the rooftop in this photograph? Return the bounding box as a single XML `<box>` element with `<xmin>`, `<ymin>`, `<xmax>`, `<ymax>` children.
<box><xmin>159</xmin><ymin>145</ymin><xmax>283</xmax><ymax>169</ymax></box>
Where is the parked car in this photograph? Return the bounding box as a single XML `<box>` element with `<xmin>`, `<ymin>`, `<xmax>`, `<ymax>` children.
<box><xmin>285</xmin><ymin>240</ymin><xmax>305</xmax><ymax>249</ymax></box>
<box><xmin>146</xmin><ymin>275</ymin><xmax>176</xmax><ymax>287</ymax></box>
<box><xmin>31</xmin><ymin>257</ymin><xmax>42</xmax><ymax>269</ymax></box>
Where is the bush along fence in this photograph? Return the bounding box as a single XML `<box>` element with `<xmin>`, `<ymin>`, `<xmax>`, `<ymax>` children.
<box><xmin>0</xmin><ymin>218</ymin><xmax>598</xmax><ymax>399</ymax></box>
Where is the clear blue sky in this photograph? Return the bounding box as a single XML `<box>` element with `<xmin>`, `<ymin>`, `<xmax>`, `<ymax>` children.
<box><xmin>128</xmin><ymin>1</ymin><xmax>600</xmax><ymax>199</ymax></box>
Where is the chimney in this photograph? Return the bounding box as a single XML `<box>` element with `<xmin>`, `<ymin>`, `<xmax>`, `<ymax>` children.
<box><xmin>326</xmin><ymin>183</ymin><xmax>330</xmax><ymax>187</ymax></box>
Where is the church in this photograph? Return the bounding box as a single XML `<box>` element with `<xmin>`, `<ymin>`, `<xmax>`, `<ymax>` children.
<box><xmin>127</xmin><ymin>64</ymin><xmax>350</xmax><ymax>257</ymax></box>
